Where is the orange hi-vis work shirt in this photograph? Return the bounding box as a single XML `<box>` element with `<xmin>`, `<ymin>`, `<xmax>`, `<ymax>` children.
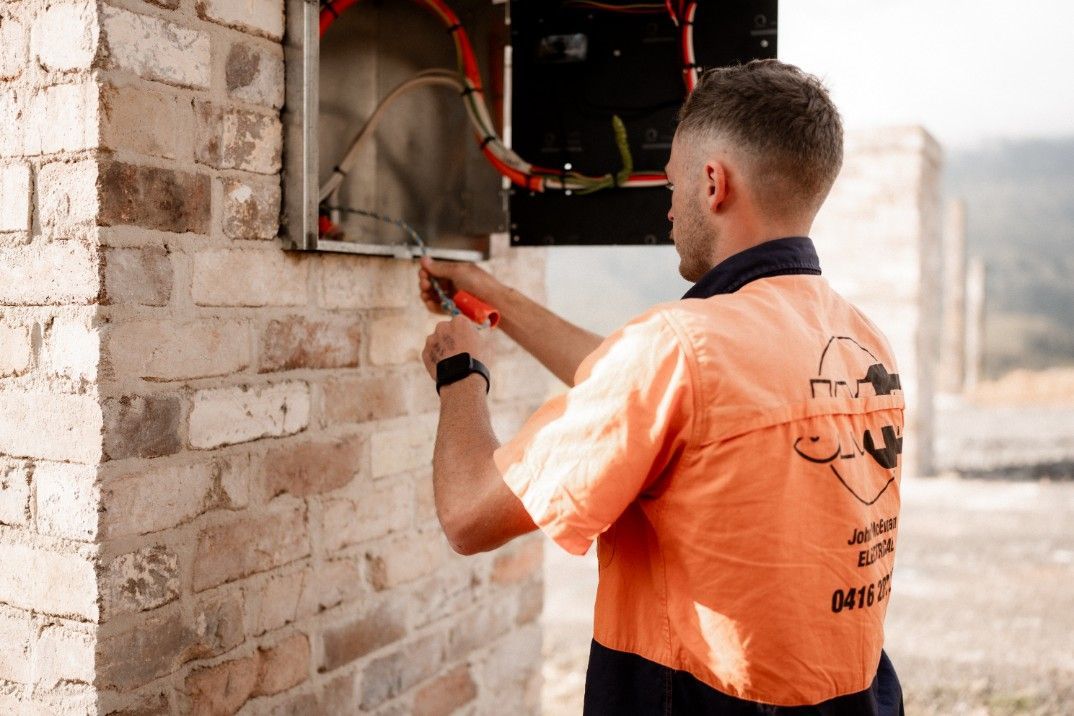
<box><xmin>494</xmin><ymin>238</ymin><xmax>904</xmax><ymax>713</ymax></box>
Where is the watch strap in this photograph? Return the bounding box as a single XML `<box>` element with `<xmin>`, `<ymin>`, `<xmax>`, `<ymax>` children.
<box><xmin>435</xmin><ymin>352</ymin><xmax>490</xmax><ymax>394</ymax></box>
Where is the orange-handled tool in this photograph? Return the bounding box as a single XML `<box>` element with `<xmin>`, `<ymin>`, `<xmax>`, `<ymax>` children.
<box><xmin>453</xmin><ymin>290</ymin><xmax>500</xmax><ymax>328</ymax></box>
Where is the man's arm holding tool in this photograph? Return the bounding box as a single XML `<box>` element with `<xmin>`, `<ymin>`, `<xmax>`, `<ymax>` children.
<box><xmin>417</xmin><ymin>256</ymin><xmax>604</xmax><ymax>386</ymax></box>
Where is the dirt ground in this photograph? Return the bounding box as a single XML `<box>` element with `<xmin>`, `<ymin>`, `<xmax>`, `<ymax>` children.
<box><xmin>539</xmin><ymin>475</ymin><xmax>1074</xmax><ymax>715</ymax></box>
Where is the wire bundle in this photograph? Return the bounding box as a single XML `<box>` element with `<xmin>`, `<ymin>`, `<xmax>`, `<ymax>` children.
<box><xmin>319</xmin><ymin>0</ymin><xmax>698</xmax><ymax>197</ymax></box>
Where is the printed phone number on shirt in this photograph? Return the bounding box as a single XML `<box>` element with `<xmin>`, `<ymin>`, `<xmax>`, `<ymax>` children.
<box><xmin>830</xmin><ymin>572</ymin><xmax>892</xmax><ymax>614</ymax></box>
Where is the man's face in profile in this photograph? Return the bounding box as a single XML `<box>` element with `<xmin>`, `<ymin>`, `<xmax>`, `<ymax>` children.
<box><xmin>666</xmin><ymin>134</ymin><xmax>716</xmax><ymax>282</ymax></box>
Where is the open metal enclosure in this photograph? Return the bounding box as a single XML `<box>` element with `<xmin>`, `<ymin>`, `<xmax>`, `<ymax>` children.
<box><xmin>282</xmin><ymin>0</ymin><xmax>507</xmax><ymax>260</ymax></box>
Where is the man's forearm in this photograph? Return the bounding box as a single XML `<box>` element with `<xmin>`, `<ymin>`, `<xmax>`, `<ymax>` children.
<box><xmin>482</xmin><ymin>283</ymin><xmax>604</xmax><ymax>386</ymax></box>
<box><xmin>432</xmin><ymin>374</ymin><xmax>537</xmax><ymax>554</ymax></box>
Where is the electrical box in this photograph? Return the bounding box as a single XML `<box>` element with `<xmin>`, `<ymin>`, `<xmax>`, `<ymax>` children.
<box><xmin>281</xmin><ymin>0</ymin><xmax>777</xmax><ymax>258</ymax></box>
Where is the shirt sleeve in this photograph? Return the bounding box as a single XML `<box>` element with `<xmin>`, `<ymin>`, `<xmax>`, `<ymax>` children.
<box><xmin>493</xmin><ymin>307</ymin><xmax>696</xmax><ymax>555</ymax></box>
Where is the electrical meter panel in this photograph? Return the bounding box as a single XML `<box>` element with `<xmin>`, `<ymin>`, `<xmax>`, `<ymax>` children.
<box><xmin>281</xmin><ymin>0</ymin><xmax>777</xmax><ymax>257</ymax></box>
<box><xmin>509</xmin><ymin>0</ymin><xmax>777</xmax><ymax>246</ymax></box>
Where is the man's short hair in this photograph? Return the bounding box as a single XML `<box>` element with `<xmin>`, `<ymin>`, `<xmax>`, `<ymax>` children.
<box><xmin>677</xmin><ymin>59</ymin><xmax>844</xmax><ymax>219</ymax></box>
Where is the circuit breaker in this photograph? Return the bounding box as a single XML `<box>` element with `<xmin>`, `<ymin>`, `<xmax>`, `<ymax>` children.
<box><xmin>281</xmin><ymin>0</ymin><xmax>777</xmax><ymax>258</ymax></box>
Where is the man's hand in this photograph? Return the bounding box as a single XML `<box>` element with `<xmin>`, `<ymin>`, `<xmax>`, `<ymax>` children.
<box><xmin>417</xmin><ymin>256</ymin><xmax>498</xmax><ymax>316</ymax></box>
<box><xmin>422</xmin><ymin>315</ymin><xmax>491</xmax><ymax>380</ymax></box>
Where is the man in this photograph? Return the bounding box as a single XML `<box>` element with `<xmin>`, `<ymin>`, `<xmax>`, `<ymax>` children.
<box><xmin>419</xmin><ymin>59</ymin><xmax>905</xmax><ymax>714</ymax></box>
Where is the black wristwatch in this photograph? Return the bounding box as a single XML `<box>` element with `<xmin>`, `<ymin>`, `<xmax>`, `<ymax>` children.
<box><xmin>435</xmin><ymin>352</ymin><xmax>490</xmax><ymax>395</ymax></box>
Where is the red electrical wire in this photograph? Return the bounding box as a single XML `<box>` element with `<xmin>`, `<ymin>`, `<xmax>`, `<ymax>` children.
<box><xmin>319</xmin><ymin>0</ymin><xmax>693</xmax><ymax>192</ymax></box>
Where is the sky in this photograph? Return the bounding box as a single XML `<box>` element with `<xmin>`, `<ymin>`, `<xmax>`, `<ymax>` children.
<box><xmin>778</xmin><ymin>0</ymin><xmax>1074</xmax><ymax>149</ymax></box>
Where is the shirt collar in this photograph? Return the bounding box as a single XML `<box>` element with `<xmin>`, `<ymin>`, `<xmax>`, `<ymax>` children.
<box><xmin>681</xmin><ymin>236</ymin><xmax>822</xmax><ymax>299</ymax></box>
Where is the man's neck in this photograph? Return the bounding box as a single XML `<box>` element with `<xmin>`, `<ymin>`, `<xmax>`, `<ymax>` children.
<box><xmin>710</xmin><ymin>218</ymin><xmax>814</xmax><ymax>267</ymax></box>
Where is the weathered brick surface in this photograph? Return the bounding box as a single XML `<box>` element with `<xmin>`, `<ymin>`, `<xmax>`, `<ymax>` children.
<box><xmin>371</xmin><ymin>421</ymin><xmax>435</xmax><ymax>477</ymax></box>
<box><xmin>262</xmin><ymin>436</ymin><xmax>365</xmax><ymax>498</ymax></box>
<box><xmin>0</xmin><ymin>392</ymin><xmax>102</xmax><ymax>463</ymax></box>
<box><xmin>0</xmin><ymin>162</ymin><xmax>30</xmax><ymax>232</ymax></box>
<box><xmin>24</xmin><ymin>81</ymin><xmax>100</xmax><ymax>155</ymax></box>
<box><xmin>321</xmin><ymin>372</ymin><xmax>409</xmax><ymax>425</ymax></box>
<box><xmin>43</xmin><ymin>314</ymin><xmax>99</xmax><ymax>382</ymax></box>
<box><xmin>34</xmin><ymin>461</ymin><xmax>98</xmax><ymax>540</ymax></box>
<box><xmin>191</xmin><ymin>250</ymin><xmax>308</xmax><ymax>307</ymax></box>
<box><xmin>359</xmin><ymin>632</ymin><xmax>446</xmax><ymax>710</ymax></box>
<box><xmin>366</xmin><ymin>530</ymin><xmax>452</xmax><ymax>590</ymax></box>
<box><xmin>319</xmin><ymin>255</ymin><xmax>413</xmax><ymax>310</ymax></box>
<box><xmin>246</xmin><ymin>569</ymin><xmax>308</xmax><ymax>636</ymax></box>
<box><xmin>100</xmin><ymin>544</ymin><xmax>181</xmax><ymax>619</ymax></box>
<box><xmin>97</xmin><ymin>594</ymin><xmax>244</xmax><ymax>691</ymax></box>
<box><xmin>0</xmin><ymin>17</ymin><xmax>27</xmax><ymax>81</ymax></box>
<box><xmin>102</xmin><ymin>394</ymin><xmax>182</xmax><ymax>461</ymax></box>
<box><xmin>34</xmin><ymin>623</ymin><xmax>95</xmax><ymax>689</ymax></box>
<box><xmin>0</xmin><ymin>242</ymin><xmax>99</xmax><ymax>305</ymax></box>
<box><xmin>413</xmin><ymin>664</ymin><xmax>478</xmax><ymax>716</ymax></box>
<box><xmin>259</xmin><ymin>315</ymin><xmax>361</xmax><ymax>372</ymax></box>
<box><xmin>106</xmin><ymin>319</ymin><xmax>250</xmax><ymax>381</ymax></box>
<box><xmin>221</xmin><ymin>175</ymin><xmax>280</xmax><ymax>239</ymax></box>
<box><xmin>225</xmin><ymin>41</ymin><xmax>285</xmax><ymax>109</ymax></box>
<box><xmin>101</xmin><ymin>6</ymin><xmax>210</xmax><ymax>89</ymax></box>
<box><xmin>319</xmin><ymin>600</ymin><xmax>407</xmax><ymax>673</ymax></box>
<box><xmin>257</xmin><ymin>633</ymin><xmax>310</xmax><ymax>695</ymax></box>
<box><xmin>196</xmin><ymin>0</ymin><xmax>285</xmax><ymax>40</ymax></box>
<box><xmin>0</xmin><ymin>323</ymin><xmax>31</xmax><ymax>377</ymax></box>
<box><xmin>185</xmin><ymin>654</ymin><xmax>258</xmax><ymax>715</ymax></box>
<box><xmin>193</xmin><ymin>504</ymin><xmax>309</xmax><ymax>591</ymax></box>
<box><xmin>194</xmin><ymin>101</ymin><xmax>281</xmax><ymax>174</ymax></box>
<box><xmin>0</xmin><ymin>458</ymin><xmax>31</xmax><ymax>526</ymax></box>
<box><xmin>368</xmin><ymin>313</ymin><xmax>428</xmax><ymax>366</ymax></box>
<box><xmin>321</xmin><ymin>480</ymin><xmax>411</xmax><ymax>552</ymax></box>
<box><xmin>0</xmin><ymin>543</ymin><xmax>97</xmax><ymax>620</ymax></box>
<box><xmin>32</xmin><ymin>1</ymin><xmax>98</xmax><ymax>72</ymax></box>
<box><xmin>98</xmin><ymin>160</ymin><xmax>211</xmax><ymax>234</ymax></box>
<box><xmin>188</xmin><ymin>381</ymin><xmax>310</xmax><ymax>449</ymax></box>
<box><xmin>0</xmin><ymin>607</ymin><xmax>33</xmax><ymax>683</ymax></box>
<box><xmin>100</xmin><ymin>84</ymin><xmax>184</xmax><ymax>160</ymax></box>
<box><xmin>102</xmin><ymin>245</ymin><xmax>173</xmax><ymax>306</ymax></box>
<box><xmin>101</xmin><ymin>461</ymin><xmax>214</xmax><ymax>539</ymax></box>
<box><xmin>491</xmin><ymin>536</ymin><xmax>543</xmax><ymax>585</ymax></box>
<box><xmin>37</xmin><ymin>158</ymin><xmax>99</xmax><ymax>231</ymax></box>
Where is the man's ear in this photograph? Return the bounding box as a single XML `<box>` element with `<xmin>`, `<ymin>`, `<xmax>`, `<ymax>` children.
<box><xmin>703</xmin><ymin>160</ymin><xmax>728</xmax><ymax>213</ymax></box>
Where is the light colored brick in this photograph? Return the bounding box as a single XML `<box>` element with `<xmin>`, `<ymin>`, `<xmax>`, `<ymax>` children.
<box><xmin>0</xmin><ymin>323</ymin><xmax>31</xmax><ymax>376</ymax></box>
<box><xmin>226</xmin><ymin>40</ymin><xmax>285</xmax><ymax>109</ymax></box>
<box><xmin>321</xmin><ymin>480</ymin><xmax>410</xmax><ymax>553</ymax></box>
<box><xmin>0</xmin><ymin>392</ymin><xmax>102</xmax><ymax>463</ymax></box>
<box><xmin>34</xmin><ymin>623</ymin><xmax>95</xmax><ymax>689</ymax></box>
<box><xmin>371</xmin><ymin>421</ymin><xmax>434</xmax><ymax>477</ymax></box>
<box><xmin>34</xmin><ymin>461</ymin><xmax>99</xmax><ymax>541</ymax></box>
<box><xmin>100</xmin><ymin>84</ymin><xmax>183</xmax><ymax>159</ymax></box>
<box><xmin>448</xmin><ymin>602</ymin><xmax>513</xmax><ymax>656</ymax></box>
<box><xmin>98</xmin><ymin>160</ymin><xmax>211</xmax><ymax>234</ymax></box>
<box><xmin>369</xmin><ymin>312</ymin><xmax>436</xmax><ymax>366</ymax></box>
<box><xmin>194</xmin><ymin>101</ymin><xmax>281</xmax><ymax>174</ymax></box>
<box><xmin>106</xmin><ymin>319</ymin><xmax>250</xmax><ymax>381</ymax></box>
<box><xmin>262</xmin><ymin>436</ymin><xmax>364</xmax><ymax>498</ymax></box>
<box><xmin>0</xmin><ymin>543</ymin><xmax>97</xmax><ymax>620</ymax></box>
<box><xmin>0</xmin><ymin>458</ymin><xmax>31</xmax><ymax>526</ymax></box>
<box><xmin>259</xmin><ymin>315</ymin><xmax>361</xmax><ymax>372</ymax></box>
<box><xmin>320</xmin><ymin>255</ymin><xmax>412</xmax><ymax>310</ymax></box>
<box><xmin>43</xmin><ymin>313</ymin><xmax>99</xmax><ymax>382</ymax></box>
<box><xmin>101</xmin><ymin>6</ymin><xmax>210</xmax><ymax>89</ymax></box>
<box><xmin>0</xmin><ymin>242</ymin><xmax>99</xmax><ymax>305</ymax></box>
<box><xmin>189</xmin><ymin>381</ymin><xmax>310</xmax><ymax>449</ymax></box>
<box><xmin>0</xmin><ymin>163</ymin><xmax>30</xmax><ymax>232</ymax></box>
<box><xmin>320</xmin><ymin>600</ymin><xmax>407</xmax><ymax>673</ymax></box>
<box><xmin>24</xmin><ymin>81</ymin><xmax>99</xmax><ymax>155</ymax></box>
<box><xmin>37</xmin><ymin>159</ymin><xmax>99</xmax><ymax>231</ymax></box>
<box><xmin>192</xmin><ymin>503</ymin><xmax>309</xmax><ymax>591</ymax></box>
<box><xmin>32</xmin><ymin>1</ymin><xmax>98</xmax><ymax>72</ymax></box>
<box><xmin>102</xmin><ymin>394</ymin><xmax>182</xmax><ymax>461</ymax></box>
<box><xmin>197</xmin><ymin>0</ymin><xmax>284</xmax><ymax>40</ymax></box>
<box><xmin>366</xmin><ymin>530</ymin><xmax>451</xmax><ymax>590</ymax></box>
<box><xmin>101</xmin><ymin>544</ymin><xmax>180</xmax><ymax>619</ymax></box>
<box><xmin>101</xmin><ymin>461</ymin><xmax>214</xmax><ymax>539</ymax></box>
<box><xmin>103</xmin><ymin>245</ymin><xmax>172</xmax><ymax>306</ymax></box>
<box><xmin>299</xmin><ymin>557</ymin><xmax>363</xmax><ymax>613</ymax></box>
<box><xmin>247</xmin><ymin>569</ymin><xmax>307</xmax><ymax>636</ymax></box>
<box><xmin>192</xmin><ymin>250</ymin><xmax>308</xmax><ymax>307</ymax></box>
<box><xmin>0</xmin><ymin>17</ymin><xmax>27</xmax><ymax>81</ymax></box>
<box><xmin>222</xmin><ymin>175</ymin><xmax>280</xmax><ymax>240</ymax></box>
<box><xmin>322</xmin><ymin>373</ymin><xmax>409</xmax><ymax>425</ymax></box>
<box><xmin>0</xmin><ymin>607</ymin><xmax>33</xmax><ymax>683</ymax></box>
<box><xmin>0</xmin><ymin>91</ymin><xmax>18</xmax><ymax>157</ymax></box>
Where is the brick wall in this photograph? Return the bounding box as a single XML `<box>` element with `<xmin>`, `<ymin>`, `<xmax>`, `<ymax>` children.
<box><xmin>0</xmin><ymin>0</ymin><xmax>548</xmax><ymax>713</ymax></box>
<box><xmin>812</xmin><ymin>127</ymin><xmax>944</xmax><ymax>477</ymax></box>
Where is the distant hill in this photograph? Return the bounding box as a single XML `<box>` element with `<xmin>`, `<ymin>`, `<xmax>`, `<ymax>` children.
<box><xmin>945</xmin><ymin>137</ymin><xmax>1074</xmax><ymax>377</ymax></box>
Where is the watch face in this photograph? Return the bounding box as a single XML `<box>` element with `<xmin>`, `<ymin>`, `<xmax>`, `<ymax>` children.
<box><xmin>437</xmin><ymin>352</ymin><xmax>473</xmax><ymax>383</ymax></box>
